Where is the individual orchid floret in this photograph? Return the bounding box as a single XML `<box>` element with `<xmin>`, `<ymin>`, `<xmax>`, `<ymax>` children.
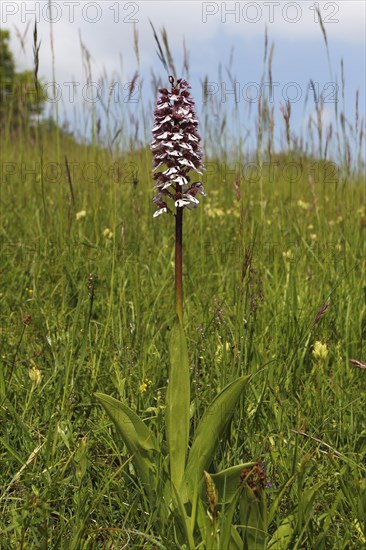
<box><xmin>151</xmin><ymin>77</ymin><xmax>205</xmax><ymax>217</ymax></box>
<box><xmin>153</xmin><ymin>203</ymin><xmax>168</xmax><ymax>217</ymax></box>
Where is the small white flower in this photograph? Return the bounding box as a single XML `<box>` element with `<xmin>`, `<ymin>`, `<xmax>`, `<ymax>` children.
<box><xmin>175</xmin><ymin>196</ymin><xmax>199</xmax><ymax>208</ymax></box>
<box><xmin>160</xmin><ymin>115</ymin><xmax>173</xmax><ymax>124</ymax></box>
<box><xmin>163</xmin><ymin>167</ymin><xmax>178</xmax><ymax>176</ymax></box>
<box><xmin>186</xmin><ymin>113</ymin><xmax>198</xmax><ymax>123</ymax></box>
<box><xmin>188</xmin><ymin>196</ymin><xmax>200</xmax><ymax>204</ymax></box>
<box><xmin>176</xmin><ymin>107</ymin><xmax>190</xmax><ymax>116</ymax></box>
<box><xmin>153</xmin><ymin>207</ymin><xmax>168</xmax><ymax>217</ymax></box>
<box><xmin>178</xmin><ymin>158</ymin><xmax>195</xmax><ymax>169</ymax></box>
<box><xmin>179</xmin><ymin>142</ymin><xmax>193</xmax><ymax>151</ymax></box>
<box><xmin>173</xmin><ymin>175</ymin><xmax>188</xmax><ymax>186</ymax></box>
<box><xmin>175</xmin><ymin>199</ymin><xmax>191</xmax><ymax>207</ymax></box>
<box><xmin>157</xmin><ymin>132</ymin><xmax>170</xmax><ymax>140</ymax></box>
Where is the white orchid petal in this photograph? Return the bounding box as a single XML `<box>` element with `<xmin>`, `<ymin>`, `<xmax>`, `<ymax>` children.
<box><xmin>163</xmin><ymin>167</ymin><xmax>178</xmax><ymax>176</ymax></box>
<box><xmin>156</xmin><ymin>132</ymin><xmax>170</xmax><ymax>140</ymax></box>
<box><xmin>173</xmin><ymin>176</ymin><xmax>188</xmax><ymax>186</ymax></box>
<box><xmin>160</xmin><ymin>115</ymin><xmax>173</xmax><ymax>124</ymax></box>
<box><xmin>175</xmin><ymin>199</ymin><xmax>191</xmax><ymax>207</ymax></box>
<box><xmin>153</xmin><ymin>207</ymin><xmax>167</xmax><ymax>217</ymax></box>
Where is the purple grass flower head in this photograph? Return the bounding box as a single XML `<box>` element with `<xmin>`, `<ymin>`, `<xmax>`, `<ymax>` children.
<box><xmin>151</xmin><ymin>76</ymin><xmax>206</xmax><ymax>217</ymax></box>
<box><xmin>239</xmin><ymin>460</ymin><xmax>272</xmax><ymax>495</ymax></box>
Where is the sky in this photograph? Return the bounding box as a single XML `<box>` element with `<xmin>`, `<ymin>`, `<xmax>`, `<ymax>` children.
<box><xmin>2</xmin><ymin>1</ymin><xmax>365</xmax><ymax>157</ymax></box>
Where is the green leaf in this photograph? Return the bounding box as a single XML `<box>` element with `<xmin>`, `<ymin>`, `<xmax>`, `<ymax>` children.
<box><xmin>95</xmin><ymin>393</ymin><xmax>158</xmax><ymax>490</ymax></box>
<box><xmin>166</xmin><ymin>318</ymin><xmax>190</xmax><ymax>490</ymax></box>
<box><xmin>170</xmin><ymin>482</ymin><xmax>196</xmax><ymax>550</ymax></box>
<box><xmin>220</xmin><ymin>487</ymin><xmax>243</xmax><ymax>550</ymax></box>
<box><xmin>267</xmin><ymin>516</ymin><xmax>295</xmax><ymax>549</ymax></box>
<box><xmin>0</xmin><ymin>359</ymin><xmax>5</xmax><ymax>400</ymax></box>
<box><xmin>182</xmin><ymin>376</ymin><xmax>250</xmax><ymax>500</ymax></box>
<box><xmin>267</xmin><ymin>475</ymin><xmax>295</xmax><ymax>525</ymax></box>
<box><xmin>210</xmin><ymin>463</ymin><xmax>256</xmax><ymax>505</ymax></box>
<box><xmin>227</xmin><ymin>525</ymin><xmax>244</xmax><ymax>550</ymax></box>
<box><xmin>239</xmin><ymin>486</ymin><xmax>267</xmax><ymax>549</ymax></box>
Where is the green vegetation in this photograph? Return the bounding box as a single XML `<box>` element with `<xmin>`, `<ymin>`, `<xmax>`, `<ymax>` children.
<box><xmin>0</xmin><ymin>29</ymin><xmax>45</xmax><ymax>131</ymax></box>
<box><xmin>0</xmin><ymin>27</ymin><xmax>365</xmax><ymax>549</ymax></box>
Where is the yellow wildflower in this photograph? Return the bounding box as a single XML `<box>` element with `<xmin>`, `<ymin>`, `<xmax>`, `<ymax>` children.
<box><xmin>29</xmin><ymin>366</ymin><xmax>42</xmax><ymax>386</ymax></box>
<box><xmin>297</xmin><ymin>199</ymin><xmax>310</xmax><ymax>210</ymax></box>
<box><xmin>76</xmin><ymin>210</ymin><xmax>86</xmax><ymax>220</ymax></box>
<box><xmin>283</xmin><ymin>249</ymin><xmax>293</xmax><ymax>260</ymax></box>
<box><xmin>206</xmin><ymin>207</ymin><xmax>225</xmax><ymax>218</ymax></box>
<box><xmin>312</xmin><ymin>341</ymin><xmax>328</xmax><ymax>361</ymax></box>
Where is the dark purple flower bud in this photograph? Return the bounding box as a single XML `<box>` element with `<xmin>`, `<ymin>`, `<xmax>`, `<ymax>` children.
<box><xmin>151</xmin><ymin>77</ymin><xmax>205</xmax><ymax>218</ymax></box>
<box><xmin>239</xmin><ymin>461</ymin><xmax>272</xmax><ymax>496</ymax></box>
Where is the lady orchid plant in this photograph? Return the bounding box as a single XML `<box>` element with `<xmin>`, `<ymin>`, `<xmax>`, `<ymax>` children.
<box><xmin>96</xmin><ymin>77</ymin><xmax>273</xmax><ymax>550</ymax></box>
<box><xmin>152</xmin><ymin>76</ymin><xmax>206</xmax><ymax>325</ymax></box>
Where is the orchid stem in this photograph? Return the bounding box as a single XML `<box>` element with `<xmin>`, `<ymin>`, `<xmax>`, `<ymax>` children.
<box><xmin>175</xmin><ymin>207</ymin><xmax>183</xmax><ymax>324</ymax></box>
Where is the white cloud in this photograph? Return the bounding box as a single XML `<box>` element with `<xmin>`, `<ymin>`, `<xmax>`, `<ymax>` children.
<box><xmin>2</xmin><ymin>1</ymin><xmax>364</xmax><ymax>86</ymax></box>
<box><xmin>1</xmin><ymin>0</ymin><xmax>363</xmax><ymax>139</ymax></box>
<box><xmin>194</xmin><ymin>1</ymin><xmax>365</xmax><ymax>43</ymax></box>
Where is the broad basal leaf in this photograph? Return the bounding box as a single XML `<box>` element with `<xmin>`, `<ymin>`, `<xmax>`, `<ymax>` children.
<box><xmin>210</xmin><ymin>462</ymin><xmax>256</xmax><ymax>504</ymax></box>
<box><xmin>166</xmin><ymin>318</ymin><xmax>190</xmax><ymax>490</ymax></box>
<box><xmin>182</xmin><ymin>375</ymin><xmax>250</xmax><ymax>501</ymax></box>
<box><xmin>95</xmin><ymin>393</ymin><xmax>158</xmax><ymax>490</ymax></box>
<box><xmin>239</xmin><ymin>485</ymin><xmax>267</xmax><ymax>549</ymax></box>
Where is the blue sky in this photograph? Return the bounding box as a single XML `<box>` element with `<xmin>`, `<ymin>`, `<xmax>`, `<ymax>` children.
<box><xmin>2</xmin><ymin>1</ymin><xmax>365</xmax><ymax>158</ymax></box>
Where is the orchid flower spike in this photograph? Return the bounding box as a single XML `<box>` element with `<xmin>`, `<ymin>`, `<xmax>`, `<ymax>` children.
<box><xmin>151</xmin><ymin>77</ymin><xmax>206</xmax><ymax>217</ymax></box>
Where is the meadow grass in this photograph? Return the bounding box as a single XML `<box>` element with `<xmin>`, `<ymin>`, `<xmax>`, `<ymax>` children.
<box><xmin>1</xmin><ymin>125</ymin><xmax>365</xmax><ymax>547</ymax></box>
<box><xmin>0</xmin><ymin>26</ymin><xmax>366</xmax><ymax>549</ymax></box>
